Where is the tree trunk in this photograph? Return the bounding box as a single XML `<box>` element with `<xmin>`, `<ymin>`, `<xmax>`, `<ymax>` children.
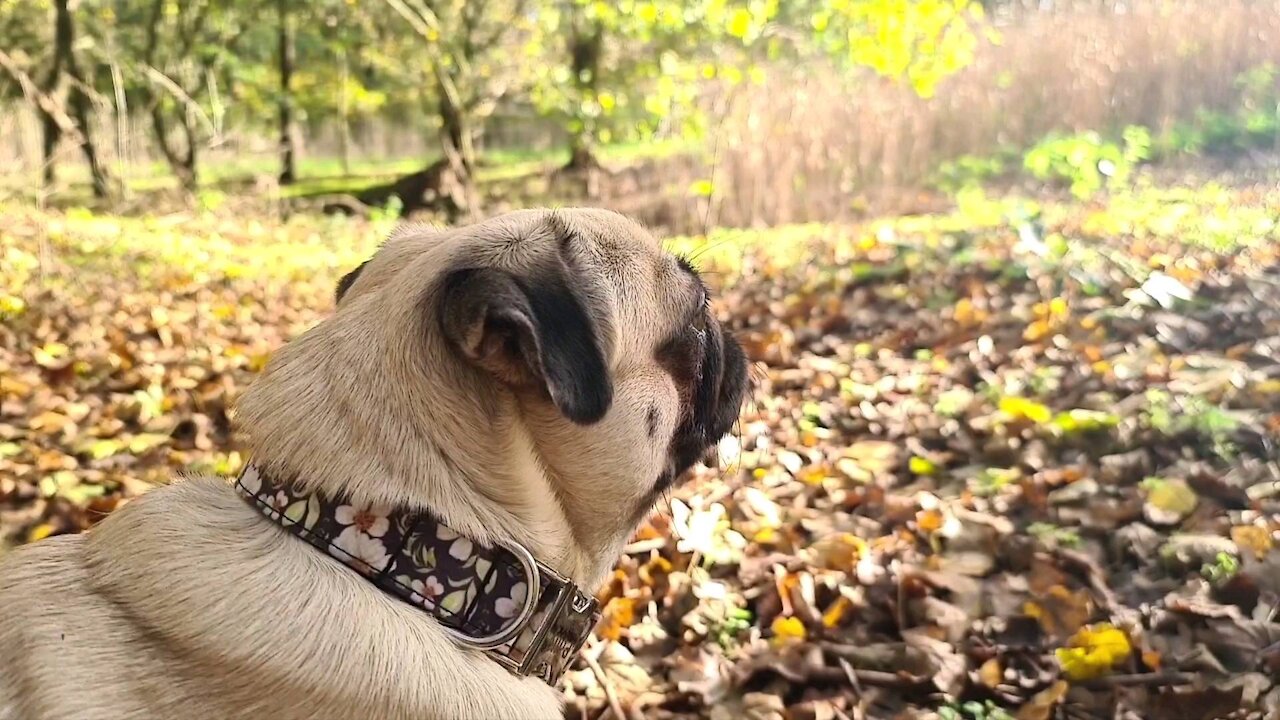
<box><xmin>338</xmin><ymin>48</ymin><xmax>351</xmax><ymax>176</ymax></box>
<box><xmin>277</xmin><ymin>0</ymin><xmax>298</xmax><ymax>185</ymax></box>
<box><xmin>437</xmin><ymin>79</ymin><xmax>475</xmax><ymax>176</ymax></box>
<box><xmin>150</xmin><ymin>106</ymin><xmax>198</xmax><ymax>191</ymax></box>
<box><xmin>38</xmin><ymin>0</ymin><xmax>70</xmax><ymax>191</ymax></box>
<box><xmin>44</xmin><ymin>0</ymin><xmax>111</xmax><ymax>199</ymax></box>
<box><xmin>40</xmin><ymin>110</ymin><xmax>60</xmax><ymax>189</ymax></box>
<box><xmin>565</xmin><ymin>135</ymin><xmax>601</xmax><ymax>171</ymax></box>
<box><xmin>434</xmin><ymin>72</ymin><xmax>477</xmax><ymax>221</ymax></box>
<box><xmin>562</xmin><ymin>17</ymin><xmax>604</xmax><ymax>174</ymax></box>
<box><xmin>69</xmin><ymin>81</ymin><xmax>110</xmax><ymax>200</ymax></box>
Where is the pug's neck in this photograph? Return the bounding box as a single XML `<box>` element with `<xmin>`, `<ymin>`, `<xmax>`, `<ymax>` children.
<box><xmin>231</xmin><ymin>324</ymin><xmax>602</xmax><ymax>590</ymax></box>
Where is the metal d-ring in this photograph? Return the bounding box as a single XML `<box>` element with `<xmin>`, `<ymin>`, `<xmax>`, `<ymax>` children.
<box><xmin>438</xmin><ymin>538</ymin><xmax>541</xmax><ymax>650</ymax></box>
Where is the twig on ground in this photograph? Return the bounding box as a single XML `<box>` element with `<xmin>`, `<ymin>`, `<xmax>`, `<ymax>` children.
<box><xmin>1079</xmin><ymin>672</ymin><xmax>1197</xmax><ymax>688</ymax></box>
<box><xmin>584</xmin><ymin>640</ymin><xmax>626</xmax><ymax>720</ymax></box>
<box><xmin>627</xmin><ymin>691</ymin><xmax>663</xmax><ymax>720</ymax></box>
<box><xmin>838</xmin><ymin>657</ymin><xmax>869</xmax><ymax>720</ymax></box>
<box><xmin>621</xmin><ymin>538</ymin><xmax>667</xmax><ymax>555</ymax></box>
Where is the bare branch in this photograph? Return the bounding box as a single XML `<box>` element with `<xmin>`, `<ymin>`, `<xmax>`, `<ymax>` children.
<box><xmin>140</xmin><ymin>64</ymin><xmax>216</xmax><ymax>137</ymax></box>
<box><xmin>0</xmin><ymin>49</ymin><xmax>82</xmax><ymax>141</ymax></box>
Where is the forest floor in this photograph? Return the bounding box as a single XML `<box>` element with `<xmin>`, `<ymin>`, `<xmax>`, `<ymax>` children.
<box><xmin>2</xmin><ymin>167</ymin><xmax>1279</xmax><ymax>719</ymax></box>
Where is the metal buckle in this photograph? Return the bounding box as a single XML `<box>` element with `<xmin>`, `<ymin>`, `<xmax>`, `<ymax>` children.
<box><xmin>504</xmin><ymin>562</ymin><xmax>600</xmax><ymax>685</ymax></box>
<box><xmin>437</xmin><ymin>538</ymin><xmax>540</xmax><ymax>650</ymax></box>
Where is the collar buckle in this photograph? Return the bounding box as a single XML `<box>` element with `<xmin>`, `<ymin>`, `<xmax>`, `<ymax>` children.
<box><xmin>484</xmin><ymin>561</ymin><xmax>600</xmax><ymax>686</ymax></box>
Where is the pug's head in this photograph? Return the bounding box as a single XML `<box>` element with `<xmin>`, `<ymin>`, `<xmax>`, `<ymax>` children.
<box><xmin>235</xmin><ymin>208</ymin><xmax>748</xmax><ymax>587</ymax></box>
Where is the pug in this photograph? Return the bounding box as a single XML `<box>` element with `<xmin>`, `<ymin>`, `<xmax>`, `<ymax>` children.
<box><xmin>0</xmin><ymin>208</ymin><xmax>749</xmax><ymax>720</ymax></box>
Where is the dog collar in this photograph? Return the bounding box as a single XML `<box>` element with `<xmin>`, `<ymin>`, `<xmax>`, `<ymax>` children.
<box><xmin>234</xmin><ymin>464</ymin><xmax>600</xmax><ymax>687</ymax></box>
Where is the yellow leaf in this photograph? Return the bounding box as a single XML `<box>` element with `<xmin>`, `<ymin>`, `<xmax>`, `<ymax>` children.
<box><xmin>726</xmin><ymin>8</ymin><xmax>753</xmax><ymax>38</ymax></box>
<box><xmin>978</xmin><ymin>657</ymin><xmax>1002</xmax><ymax>688</ymax></box>
<box><xmin>999</xmin><ymin>396</ymin><xmax>1053</xmax><ymax>424</ymax></box>
<box><xmin>754</xmin><ymin>526</ymin><xmax>778</xmax><ymax>544</ymax></box>
<box><xmin>0</xmin><ymin>294</ymin><xmax>26</xmax><ymax>316</ymax></box>
<box><xmin>598</xmin><ymin>597</ymin><xmax>636</xmax><ymax>642</ymax></box>
<box><xmin>27</xmin><ymin>523</ymin><xmax>56</xmax><ymax>543</ymax></box>
<box><xmin>1231</xmin><ymin>525</ymin><xmax>1272</xmax><ymax>560</ymax></box>
<box><xmin>909</xmin><ymin>456</ymin><xmax>938</xmax><ymax>475</ymax></box>
<box><xmin>796</xmin><ymin>467</ymin><xmax>828</xmax><ymax>485</ymax></box>
<box><xmin>29</xmin><ymin>411</ymin><xmax>73</xmax><ymax>435</ymax></box>
<box><xmin>822</xmin><ymin>596</ymin><xmax>853</xmax><ymax>629</ymax></box>
<box><xmin>1144</xmin><ymin>478</ymin><xmax>1198</xmax><ymax>518</ymax></box>
<box><xmin>1055</xmin><ymin>623</ymin><xmax>1131</xmax><ymax>681</ymax></box>
<box><xmin>953</xmin><ymin>297</ymin><xmax>985</xmax><ymax>327</ymax></box>
<box><xmin>127</xmin><ymin>433</ymin><xmax>170</xmax><ymax>454</ymax></box>
<box><xmin>87</xmin><ymin>438</ymin><xmax>123</xmax><ymax>460</ymax></box>
<box><xmin>0</xmin><ymin>376</ymin><xmax>32</xmax><ymax>397</ymax></box>
<box><xmin>1023</xmin><ymin>318</ymin><xmax>1052</xmax><ymax>342</ymax></box>
<box><xmin>249</xmin><ymin>352</ymin><xmax>272</xmax><ymax>373</ymax></box>
<box><xmin>33</xmin><ymin>342</ymin><xmax>71</xmax><ymax>368</ymax></box>
<box><xmin>771</xmin><ymin>616</ymin><xmax>806</xmax><ymax>645</ymax></box>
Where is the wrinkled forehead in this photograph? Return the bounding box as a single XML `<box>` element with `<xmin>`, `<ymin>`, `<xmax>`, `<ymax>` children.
<box><xmin>554</xmin><ymin>209</ymin><xmax>696</xmax><ymax>311</ymax></box>
<box><xmin>336</xmin><ymin>209</ymin><xmax>698</xmax><ymax>319</ymax></box>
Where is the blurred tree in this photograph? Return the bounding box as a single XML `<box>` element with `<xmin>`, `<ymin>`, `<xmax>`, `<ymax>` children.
<box><xmin>532</xmin><ymin>0</ymin><xmax>985</xmax><ymax>173</ymax></box>
<box><xmin>113</xmin><ymin>0</ymin><xmax>249</xmax><ymax>191</ymax></box>
<box><xmin>374</xmin><ymin>0</ymin><xmax>540</xmax><ymax>217</ymax></box>
<box><xmin>42</xmin><ymin>0</ymin><xmax>113</xmax><ymax>198</ymax></box>
<box><xmin>0</xmin><ymin>0</ymin><xmax>987</xmax><ymax>202</ymax></box>
<box><xmin>808</xmin><ymin>0</ymin><xmax>987</xmax><ymax>99</ymax></box>
<box><xmin>531</xmin><ymin>0</ymin><xmax>779</xmax><ymax>172</ymax></box>
<box><xmin>278</xmin><ymin>0</ymin><xmax>298</xmax><ymax>184</ymax></box>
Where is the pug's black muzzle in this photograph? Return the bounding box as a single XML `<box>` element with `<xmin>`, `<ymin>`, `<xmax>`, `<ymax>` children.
<box><xmin>665</xmin><ymin>325</ymin><xmax>749</xmax><ymax>486</ymax></box>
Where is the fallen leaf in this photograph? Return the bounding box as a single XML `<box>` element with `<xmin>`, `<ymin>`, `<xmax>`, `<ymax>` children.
<box><xmin>909</xmin><ymin>455</ymin><xmax>939</xmax><ymax>475</ymax></box>
<box><xmin>26</xmin><ymin>523</ymin><xmax>56</xmax><ymax>543</ymax></box>
<box><xmin>977</xmin><ymin>657</ymin><xmax>1002</xmax><ymax>688</ymax></box>
<box><xmin>1230</xmin><ymin>525</ymin><xmax>1271</xmax><ymax>560</ymax></box>
<box><xmin>770</xmin><ymin>616</ymin><xmax>806</xmax><ymax>645</ymax></box>
<box><xmin>1142</xmin><ymin>477</ymin><xmax>1198</xmax><ymax>525</ymax></box>
<box><xmin>598</xmin><ymin>597</ymin><xmax>636</xmax><ymax>641</ymax></box>
<box><xmin>1025</xmin><ymin>585</ymin><xmax>1093</xmax><ymax>640</ymax></box>
<box><xmin>999</xmin><ymin>396</ymin><xmax>1053</xmax><ymax>424</ymax></box>
<box><xmin>821</xmin><ymin>596</ymin><xmax>854</xmax><ymax>629</ymax></box>
<box><xmin>1015</xmin><ymin>680</ymin><xmax>1068</xmax><ymax>720</ymax></box>
<box><xmin>1055</xmin><ymin>623</ymin><xmax>1131</xmax><ymax>680</ymax></box>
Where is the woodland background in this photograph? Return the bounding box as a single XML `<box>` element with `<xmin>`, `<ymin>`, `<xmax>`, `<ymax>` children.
<box><xmin>2</xmin><ymin>0</ymin><xmax>1280</xmax><ymax>718</ymax></box>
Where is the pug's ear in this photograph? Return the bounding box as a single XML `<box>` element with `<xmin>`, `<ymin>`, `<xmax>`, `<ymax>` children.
<box><xmin>439</xmin><ymin>265</ymin><xmax>613</xmax><ymax>424</ymax></box>
<box><xmin>335</xmin><ymin>260</ymin><xmax>370</xmax><ymax>304</ymax></box>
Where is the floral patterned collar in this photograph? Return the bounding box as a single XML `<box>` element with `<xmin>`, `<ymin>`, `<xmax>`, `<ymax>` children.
<box><xmin>235</xmin><ymin>464</ymin><xmax>600</xmax><ymax>686</ymax></box>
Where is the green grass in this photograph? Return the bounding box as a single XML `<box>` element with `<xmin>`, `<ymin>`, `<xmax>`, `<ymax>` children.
<box><xmin>1</xmin><ymin>137</ymin><xmax>696</xmax><ymax>205</ymax></box>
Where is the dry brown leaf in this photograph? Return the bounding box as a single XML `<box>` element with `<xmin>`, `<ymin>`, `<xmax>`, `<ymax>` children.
<box><xmin>1024</xmin><ymin>584</ymin><xmax>1093</xmax><ymax>640</ymax></box>
<box><xmin>1015</xmin><ymin>680</ymin><xmax>1068</xmax><ymax>720</ymax></box>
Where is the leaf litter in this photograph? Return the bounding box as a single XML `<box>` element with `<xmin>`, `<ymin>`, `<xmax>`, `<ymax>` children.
<box><xmin>2</xmin><ymin>178</ymin><xmax>1280</xmax><ymax>719</ymax></box>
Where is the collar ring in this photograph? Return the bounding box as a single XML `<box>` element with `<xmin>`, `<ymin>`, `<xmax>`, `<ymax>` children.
<box><xmin>439</xmin><ymin>538</ymin><xmax>540</xmax><ymax>650</ymax></box>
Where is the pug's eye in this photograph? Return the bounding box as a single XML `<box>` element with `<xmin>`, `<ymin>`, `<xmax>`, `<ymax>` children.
<box><xmin>690</xmin><ymin>290</ymin><xmax>709</xmax><ymax>332</ymax></box>
<box><xmin>690</xmin><ymin>309</ymin><xmax>706</xmax><ymax>333</ymax></box>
